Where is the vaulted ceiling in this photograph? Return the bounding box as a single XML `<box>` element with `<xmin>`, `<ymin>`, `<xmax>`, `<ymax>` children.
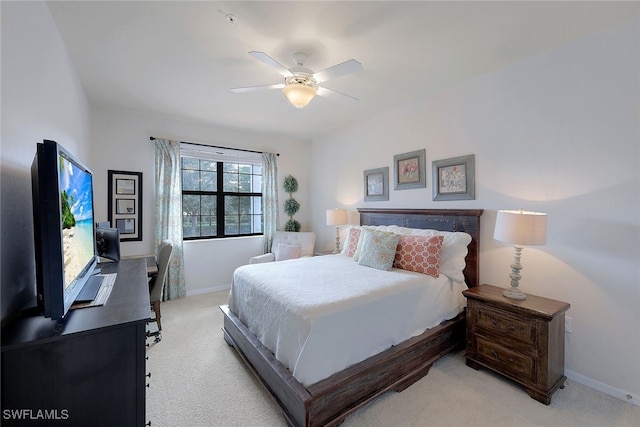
<box><xmin>47</xmin><ymin>1</ymin><xmax>638</xmax><ymax>140</ymax></box>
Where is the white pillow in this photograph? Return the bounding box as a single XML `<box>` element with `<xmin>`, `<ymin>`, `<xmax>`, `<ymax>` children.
<box><xmin>275</xmin><ymin>243</ymin><xmax>302</xmax><ymax>261</ymax></box>
<box><xmin>348</xmin><ymin>224</ymin><xmax>471</xmax><ymax>282</ymax></box>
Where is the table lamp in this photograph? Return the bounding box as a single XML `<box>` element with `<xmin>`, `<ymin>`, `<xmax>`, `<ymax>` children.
<box><xmin>494</xmin><ymin>209</ymin><xmax>548</xmax><ymax>300</ymax></box>
<box><xmin>326</xmin><ymin>209</ymin><xmax>348</xmax><ymax>254</ymax></box>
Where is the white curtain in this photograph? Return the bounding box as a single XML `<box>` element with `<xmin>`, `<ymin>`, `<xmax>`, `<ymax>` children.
<box><xmin>262</xmin><ymin>152</ymin><xmax>279</xmax><ymax>253</ymax></box>
<box><xmin>153</xmin><ymin>138</ymin><xmax>186</xmax><ymax>300</ymax></box>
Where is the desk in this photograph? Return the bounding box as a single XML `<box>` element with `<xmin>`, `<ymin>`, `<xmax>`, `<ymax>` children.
<box><xmin>123</xmin><ymin>255</ymin><xmax>158</xmax><ymax>276</ymax></box>
<box><xmin>101</xmin><ymin>254</ymin><xmax>158</xmax><ymax>276</ymax></box>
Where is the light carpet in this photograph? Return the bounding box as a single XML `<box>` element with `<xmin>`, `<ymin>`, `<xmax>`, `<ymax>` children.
<box><xmin>146</xmin><ymin>290</ymin><xmax>639</xmax><ymax>426</ymax></box>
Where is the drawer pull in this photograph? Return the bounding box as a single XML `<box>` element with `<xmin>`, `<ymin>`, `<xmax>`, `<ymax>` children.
<box><xmin>491</xmin><ymin>350</ymin><xmax>515</xmax><ymax>365</ymax></box>
<box><xmin>491</xmin><ymin>319</ymin><xmax>516</xmax><ymax>332</ymax></box>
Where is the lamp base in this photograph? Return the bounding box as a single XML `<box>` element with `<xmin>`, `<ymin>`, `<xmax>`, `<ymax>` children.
<box><xmin>503</xmin><ymin>245</ymin><xmax>526</xmax><ymax>300</ymax></box>
<box><xmin>334</xmin><ymin>225</ymin><xmax>341</xmax><ymax>254</ymax></box>
<box><xmin>503</xmin><ymin>286</ymin><xmax>527</xmax><ymax>300</ymax></box>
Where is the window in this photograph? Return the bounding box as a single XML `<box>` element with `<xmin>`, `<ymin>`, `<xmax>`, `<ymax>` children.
<box><xmin>181</xmin><ymin>148</ymin><xmax>263</xmax><ymax>240</ymax></box>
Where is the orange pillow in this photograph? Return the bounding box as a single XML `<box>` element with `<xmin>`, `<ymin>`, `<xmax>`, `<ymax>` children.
<box><xmin>345</xmin><ymin>228</ymin><xmax>361</xmax><ymax>257</ymax></box>
<box><xmin>393</xmin><ymin>235</ymin><xmax>444</xmax><ymax>278</ymax></box>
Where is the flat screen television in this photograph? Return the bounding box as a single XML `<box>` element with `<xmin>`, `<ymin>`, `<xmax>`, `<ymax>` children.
<box><xmin>31</xmin><ymin>139</ymin><xmax>102</xmax><ymax>319</ymax></box>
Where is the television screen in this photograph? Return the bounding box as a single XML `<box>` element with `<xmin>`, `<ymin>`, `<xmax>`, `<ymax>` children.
<box><xmin>32</xmin><ymin>140</ymin><xmax>99</xmax><ymax>319</ymax></box>
<box><xmin>59</xmin><ymin>152</ymin><xmax>95</xmax><ymax>289</ymax></box>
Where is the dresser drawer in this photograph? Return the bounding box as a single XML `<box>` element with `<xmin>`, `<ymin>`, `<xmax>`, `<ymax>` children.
<box><xmin>475</xmin><ymin>305</ymin><xmax>536</xmax><ymax>346</ymax></box>
<box><xmin>476</xmin><ymin>336</ymin><xmax>536</xmax><ymax>382</ymax></box>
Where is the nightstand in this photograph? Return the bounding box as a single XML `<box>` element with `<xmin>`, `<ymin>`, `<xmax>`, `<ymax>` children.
<box><xmin>463</xmin><ymin>284</ymin><xmax>570</xmax><ymax>404</ymax></box>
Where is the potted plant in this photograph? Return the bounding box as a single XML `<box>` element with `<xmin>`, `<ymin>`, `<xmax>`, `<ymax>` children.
<box><xmin>283</xmin><ymin>175</ymin><xmax>301</xmax><ymax>232</ymax></box>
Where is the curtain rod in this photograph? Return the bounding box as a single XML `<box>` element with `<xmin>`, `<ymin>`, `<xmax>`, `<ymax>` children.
<box><xmin>149</xmin><ymin>136</ymin><xmax>279</xmax><ymax>156</ymax></box>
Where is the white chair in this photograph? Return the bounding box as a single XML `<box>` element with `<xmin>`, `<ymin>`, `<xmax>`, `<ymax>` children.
<box><xmin>249</xmin><ymin>231</ymin><xmax>316</xmax><ymax>264</ymax></box>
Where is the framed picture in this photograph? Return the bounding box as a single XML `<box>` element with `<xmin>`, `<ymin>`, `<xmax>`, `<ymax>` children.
<box><xmin>116</xmin><ymin>218</ymin><xmax>136</xmax><ymax>235</ymax></box>
<box><xmin>115</xmin><ymin>178</ymin><xmax>135</xmax><ymax>195</ymax></box>
<box><xmin>363</xmin><ymin>167</ymin><xmax>389</xmax><ymax>201</ymax></box>
<box><xmin>432</xmin><ymin>154</ymin><xmax>475</xmax><ymax>201</ymax></box>
<box><xmin>116</xmin><ymin>198</ymin><xmax>136</xmax><ymax>214</ymax></box>
<box><xmin>393</xmin><ymin>149</ymin><xmax>426</xmax><ymax>190</ymax></box>
<box><xmin>108</xmin><ymin>170</ymin><xmax>142</xmax><ymax>241</ymax></box>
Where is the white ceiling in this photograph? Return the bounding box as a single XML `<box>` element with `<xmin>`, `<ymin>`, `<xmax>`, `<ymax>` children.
<box><xmin>47</xmin><ymin>1</ymin><xmax>638</xmax><ymax>141</ymax></box>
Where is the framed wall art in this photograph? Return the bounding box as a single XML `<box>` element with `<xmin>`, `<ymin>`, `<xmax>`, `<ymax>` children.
<box><xmin>432</xmin><ymin>154</ymin><xmax>475</xmax><ymax>201</ymax></box>
<box><xmin>108</xmin><ymin>170</ymin><xmax>142</xmax><ymax>241</ymax></box>
<box><xmin>363</xmin><ymin>167</ymin><xmax>389</xmax><ymax>201</ymax></box>
<box><xmin>393</xmin><ymin>149</ymin><xmax>426</xmax><ymax>190</ymax></box>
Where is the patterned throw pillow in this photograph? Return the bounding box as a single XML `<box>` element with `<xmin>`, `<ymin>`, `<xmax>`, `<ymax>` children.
<box><xmin>345</xmin><ymin>228</ymin><xmax>361</xmax><ymax>257</ymax></box>
<box><xmin>408</xmin><ymin>229</ymin><xmax>471</xmax><ymax>282</ymax></box>
<box><xmin>393</xmin><ymin>235</ymin><xmax>444</xmax><ymax>277</ymax></box>
<box><xmin>357</xmin><ymin>229</ymin><xmax>401</xmax><ymax>271</ymax></box>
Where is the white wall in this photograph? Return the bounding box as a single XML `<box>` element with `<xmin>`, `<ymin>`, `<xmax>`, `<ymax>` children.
<box><xmin>310</xmin><ymin>19</ymin><xmax>640</xmax><ymax>404</ymax></box>
<box><xmin>4</xmin><ymin>0</ymin><xmax>637</xmax><ymax>407</ymax></box>
<box><xmin>0</xmin><ymin>1</ymin><xmax>91</xmax><ymax>320</ymax></box>
<box><xmin>89</xmin><ymin>105</ymin><xmax>312</xmax><ymax>294</ymax></box>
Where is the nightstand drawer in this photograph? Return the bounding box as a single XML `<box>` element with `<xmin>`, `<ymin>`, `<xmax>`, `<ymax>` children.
<box><xmin>476</xmin><ymin>305</ymin><xmax>536</xmax><ymax>346</ymax></box>
<box><xmin>476</xmin><ymin>337</ymin><xmax>535</xmax><ymax>381</ymax></box>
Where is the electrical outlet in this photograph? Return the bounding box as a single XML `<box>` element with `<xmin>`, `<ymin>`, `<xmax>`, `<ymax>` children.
<box><xmin>565</xmin><ymin>316</ymin><xmax>572</xmax><ymax>334</ymax></box>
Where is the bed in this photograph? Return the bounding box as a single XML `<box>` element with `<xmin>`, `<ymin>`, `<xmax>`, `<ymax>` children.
<box><xmin>220</xmin><ymin>208</ymin><xmax>483</xmax><ymax>426</ymax></box>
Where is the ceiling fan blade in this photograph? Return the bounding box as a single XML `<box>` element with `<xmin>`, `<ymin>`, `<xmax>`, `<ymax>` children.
<box><xmin>248</xmin><ymin>51</ymin><xmax>292</xmax><ymax>77</ymax></box>
<box><xmin>314</xmin><ymin>59</ymin><xmax>362</xmax><ymax>83</ymax></box>
<box><xmin>231</xmin><ymin>83</ymin><xmax>285</xmax><ymax>93</ymax></box>
<box><xmin>317</xmin><ymin>87</ymin><xmax>359</xmax><ymax>102</ymax></box>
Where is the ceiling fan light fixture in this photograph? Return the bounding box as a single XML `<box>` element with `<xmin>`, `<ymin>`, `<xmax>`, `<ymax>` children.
<box><xmin>282</xmin><ymin>83</ymin><xmax>318</xmax><ymax>109</ymax></box>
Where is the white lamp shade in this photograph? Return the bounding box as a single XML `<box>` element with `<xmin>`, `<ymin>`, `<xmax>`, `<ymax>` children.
<box><xmin>326</xmin><ymin>209</ymin><xmax>348</xmax><ymax>226</ymax></box>
<box><xmin>494</xmin><ymin>210</ymin><xmax>547</xmax><ymax>246</ymax></box>
<box><xmin>283</xmin><ymin>84</ymin><xmax>317</xmax><ymax>109</ymax></box>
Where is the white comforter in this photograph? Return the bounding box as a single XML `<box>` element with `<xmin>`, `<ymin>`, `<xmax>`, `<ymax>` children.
<box><xmin>228</xmin><ymin>253</ymin><xmax>467</xmax><ymax>386</ymax></box>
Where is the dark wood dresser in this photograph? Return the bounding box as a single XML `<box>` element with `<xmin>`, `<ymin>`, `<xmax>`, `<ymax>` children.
<box><xmin>1</xmin><ymin>258</ymin><xmax>150</xmax><ymax>426</ymax></box>
<box><xmin>463</xmin><ymin>284</ymin><xmax>570</xmax><ymax>404</ymax></box>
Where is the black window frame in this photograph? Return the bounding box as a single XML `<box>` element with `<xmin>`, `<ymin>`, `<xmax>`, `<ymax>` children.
<box><xmin>181</xmin><ymin>156</ymin><xmax>263</xmax><ymax>240</ymax></box>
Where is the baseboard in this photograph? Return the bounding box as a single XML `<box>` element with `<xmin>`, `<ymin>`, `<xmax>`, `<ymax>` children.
<box><xmin>186</xmin><ymin>284</ymin><xmax>230</xmax><ymax>297</ymax></box>
<box><xmin>566</xmin><ymin>368</ymin><xmax>638</xmax><ymax>407</ymax></box>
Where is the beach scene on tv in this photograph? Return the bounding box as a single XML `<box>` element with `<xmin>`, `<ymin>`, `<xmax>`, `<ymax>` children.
<box><xmin>59</xmin><ymin>154</ymin><xmax>95</xmax><ymax>289</ymax></box>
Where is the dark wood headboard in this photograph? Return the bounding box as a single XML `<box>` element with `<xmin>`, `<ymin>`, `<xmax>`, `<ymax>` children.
<box><xmin>358</xmin><ymin>208</ymin><xmax>484</xmax><ymax>288</ymax></box>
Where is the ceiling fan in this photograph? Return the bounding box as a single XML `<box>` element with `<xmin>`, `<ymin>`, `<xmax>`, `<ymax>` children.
<box><xmin>231</xmin><ymin>51</ymin><xmax>363</xmax><ymax>109</ymax></box>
